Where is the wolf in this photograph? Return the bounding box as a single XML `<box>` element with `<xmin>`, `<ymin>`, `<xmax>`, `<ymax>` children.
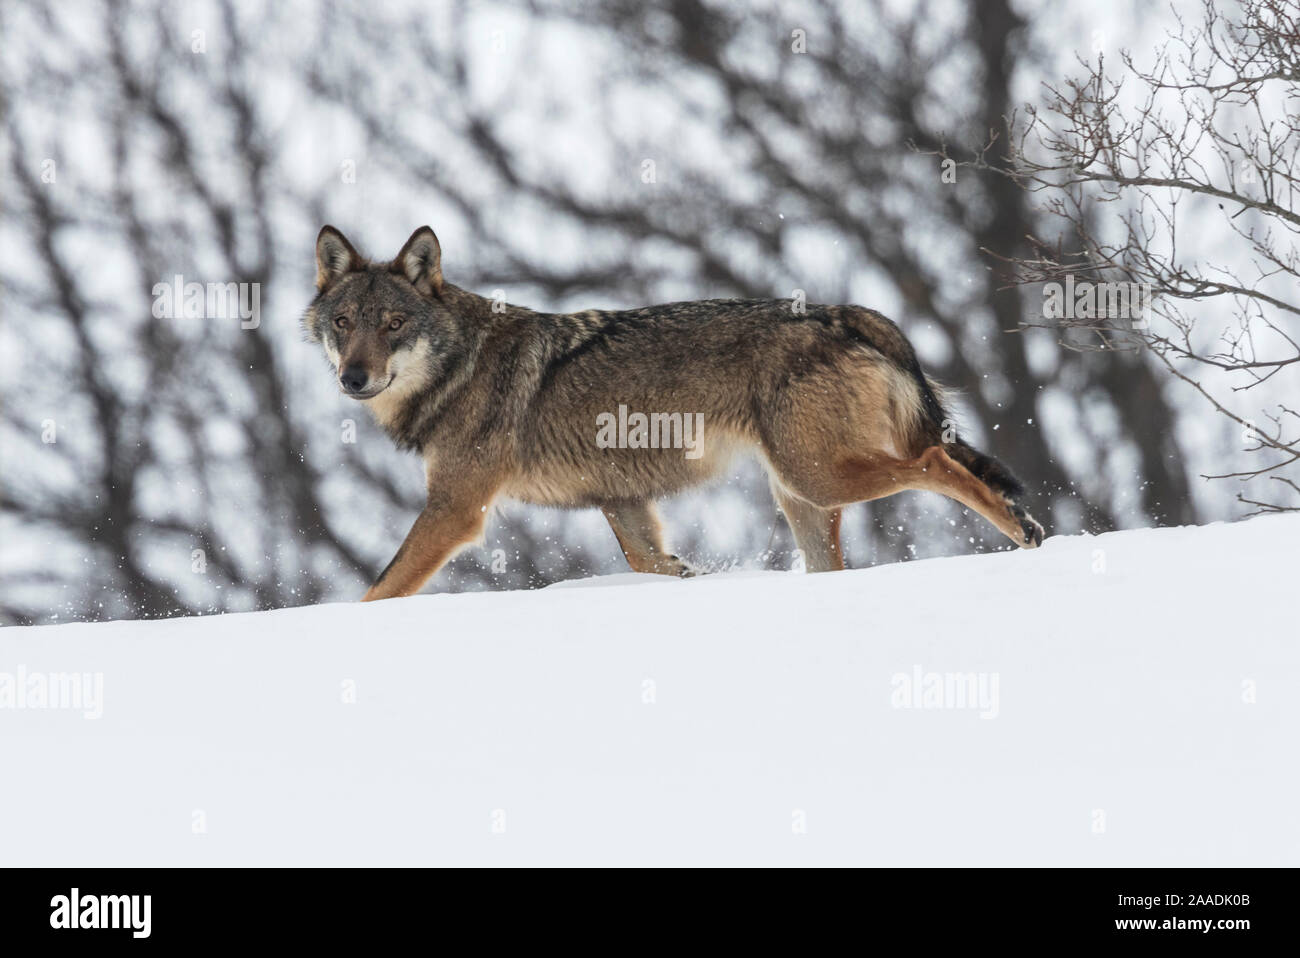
<box><xmin>303</xmin><ymin>226</ymin><xmax>1044</xmax><ymax>601</ymax></box>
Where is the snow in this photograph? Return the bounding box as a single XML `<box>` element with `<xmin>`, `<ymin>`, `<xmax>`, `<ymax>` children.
<box><xmin>1</xmin><ymin>514</ymin><xmax>1296</xmax><ymax>866</ymax></box>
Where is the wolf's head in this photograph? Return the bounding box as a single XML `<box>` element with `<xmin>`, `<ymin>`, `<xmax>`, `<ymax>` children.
<box><xmin>303</xmin><ymin>225</ymin><xmax>458</xmax><ymax>401</ymax></box>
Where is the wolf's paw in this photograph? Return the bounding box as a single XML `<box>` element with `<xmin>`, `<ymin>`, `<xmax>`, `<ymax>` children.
<box><xmin>1009</xmin><ymin>503</ymin><xmax>1044</xmax><ymax>548</ymax></box>
<box><xmin>668</xmin><ymin>554</ymin><xmax>699</xmax><ymax>577</ymax></box>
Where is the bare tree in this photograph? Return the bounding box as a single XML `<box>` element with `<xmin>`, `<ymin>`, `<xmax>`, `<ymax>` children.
<box><xmin>940</xmin><ymin>0</ymin><xmax>1299</xmax><ymax>514</ymax></box>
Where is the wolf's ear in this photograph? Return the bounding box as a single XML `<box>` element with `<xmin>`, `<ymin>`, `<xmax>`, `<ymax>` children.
<box><xmin>392</xmin><ymin>226</ymin><xmax>443</xmax><ymax>297</ymax></box>
<box><xmin>316</xmin><ymin>226</ymin><xmax>361</xmax><ymax>291</ymax></box>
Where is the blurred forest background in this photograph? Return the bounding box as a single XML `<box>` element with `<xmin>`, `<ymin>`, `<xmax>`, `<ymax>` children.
<box><xmin>0</xmin><ymin>0</ymin><xmax>1290</xmax><ymax>624</ymax></box>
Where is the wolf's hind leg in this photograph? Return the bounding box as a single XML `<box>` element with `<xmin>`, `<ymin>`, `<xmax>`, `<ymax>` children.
<box><xmin>602</xmin><ymin>500</ymin><xmax>695</xmax><ymax>576</ymax></box>
<box><xmin>829</xmin><ymin>446</ymin><xmax>1043</xmax><ymax>548</ymax></box>
<box><xmin>905</xmin><ymin>446</ymin><xmax>1044</xmax><ymax>548</ymax></box>
<box><xmin>771</xmin><ymin>445</ymin><xmax>1042</xmax><ymax>549</ymax></box>
<box><xmin>771</xmin><ymin>484</ymin><xmax>844</xmax><ymax>572</ymax></box>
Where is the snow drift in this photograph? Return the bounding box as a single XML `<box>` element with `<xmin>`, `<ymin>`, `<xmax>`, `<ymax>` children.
<box><xmin>1</xmin><ymin>515</ymin><xmax>1297</xmax><ymax>866</ymax></box>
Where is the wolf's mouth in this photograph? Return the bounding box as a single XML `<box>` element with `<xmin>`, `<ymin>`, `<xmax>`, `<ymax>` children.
<box><xmin>344</xmin><ymin>374</ymin><xmax>395</xmax><ymax>400</ymax></box>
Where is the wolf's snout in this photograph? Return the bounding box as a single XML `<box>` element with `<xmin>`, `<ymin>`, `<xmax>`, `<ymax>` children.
<box><xmin>340</xmin><ymin>366</ymin><xmax>370</xmax><ymax>394</ymax></box>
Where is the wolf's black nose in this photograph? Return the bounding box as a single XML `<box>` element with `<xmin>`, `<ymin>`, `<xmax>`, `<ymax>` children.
<box><xmin>340</xmin><ymin>366</ymin><xmax>369</xmax><ymax>394</ymax></box>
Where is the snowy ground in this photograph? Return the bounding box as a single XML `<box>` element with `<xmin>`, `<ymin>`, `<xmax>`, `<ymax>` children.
<box><xmin>1</xmin><ymin>515</ymin><xmax>1297</xmax><ymax>866</ymax></box>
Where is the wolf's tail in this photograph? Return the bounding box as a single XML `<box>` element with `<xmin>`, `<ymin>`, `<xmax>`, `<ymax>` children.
<box><xmin>945</xmin><ymin>436</ymin><xmax>1026</xmax><ymax>501</ymax></box>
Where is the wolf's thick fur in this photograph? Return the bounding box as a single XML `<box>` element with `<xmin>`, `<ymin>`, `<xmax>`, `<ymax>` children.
<box><xmin>304</xmin><ymin>226</ymin><xmax>1044</xmax><ymax>600</ymax></box>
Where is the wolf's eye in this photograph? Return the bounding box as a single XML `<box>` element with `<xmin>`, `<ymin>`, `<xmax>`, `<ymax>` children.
<box><xmin>388</xmin><ymin>316</ymin><xmax>405</xmax><ymax>331</ymax></box>
<box><xmin>333</xmin><ymin>315</ymin><xmax>349</xmax><ymax>330</ymax></box>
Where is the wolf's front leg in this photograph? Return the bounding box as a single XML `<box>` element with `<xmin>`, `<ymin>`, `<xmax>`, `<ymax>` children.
<box><xmin>362</xmin><ymin>487</ymin><xmax>494</xmax><ymax>601</ymax></box>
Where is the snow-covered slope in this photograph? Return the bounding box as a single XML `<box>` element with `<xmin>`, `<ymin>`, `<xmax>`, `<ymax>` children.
<box><xmin>2</xmin><ymin>515</ymin><xmax>1297</xmax><ymax>866</ymax></box>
